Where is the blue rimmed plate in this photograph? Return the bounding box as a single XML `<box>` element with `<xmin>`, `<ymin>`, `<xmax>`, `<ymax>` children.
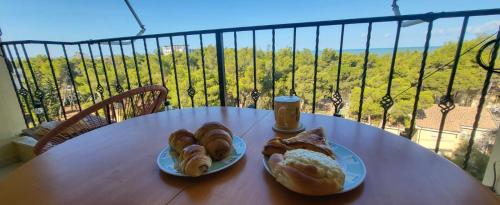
<box><xmin>263</xmin><ymin>142</ymin><xmax>366</xmax><ymax>194</ymax></box>
<box><xmin>157</xmin><ymin>136</ymin><xmax>246</xmax><ymax>177</ymax></box>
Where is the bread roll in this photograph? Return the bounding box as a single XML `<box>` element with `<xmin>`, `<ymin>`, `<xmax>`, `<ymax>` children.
<box><xmin>194</xmin><ymin>122</ymin><xmax>233</xmax><ymax>161</ymax></box>
<box><xmin>179</xmin><ymin>144</ymin><xmax>212</xmax><ymax>177</ymax></box>
<box><xmin>268</xmin><ymin>149</ymin><xmax>345</xmax><ymax>196</ymax></box>
<box><xmin>169</xmin><ymin>129</ymin><xmax>196</xmax><ymax>153</ymax></box>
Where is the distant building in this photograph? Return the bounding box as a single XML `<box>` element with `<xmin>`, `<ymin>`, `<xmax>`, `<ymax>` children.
<box><xmin>161</xmin><ymin>45</ymin><xmax>187</xmax><ymax>55</ymax></box>
<box><xmin>413</xmin><ymin>105</ymin><xmax>498</xmax><ymax>155</ymax></box>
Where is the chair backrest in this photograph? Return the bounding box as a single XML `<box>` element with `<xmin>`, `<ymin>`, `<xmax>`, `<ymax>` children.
<box><xmin>34</xmin><ymin>85</ymin><xmax>168</xmax><ymax>155</ymax></box>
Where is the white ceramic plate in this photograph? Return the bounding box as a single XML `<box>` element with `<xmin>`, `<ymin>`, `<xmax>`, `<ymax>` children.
<box><xmin>263</xmin><ymin>142</ymin><xmax>366</xmax><ymax>194</ymax></box>
<box><xmin>157</xmin><ymin>136</ymin><xmax>246</xmax><ymax>177</ymax></box>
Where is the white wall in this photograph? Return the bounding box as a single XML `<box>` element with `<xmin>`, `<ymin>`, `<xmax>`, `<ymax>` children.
<box><xmin>483</xmin><ymin>130</ymin><xmax>500</xmax><ymax>193</ymax></box>
<box><xmin>0</xmin><ymin>47</ymin><xmax>25</xmax><ymax>166</ymax></box>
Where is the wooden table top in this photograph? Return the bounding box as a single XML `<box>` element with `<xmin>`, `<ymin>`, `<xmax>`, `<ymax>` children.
<box><xmin>0</xmin><ymin>107</ymin><xmax>498</xmax><ymax>205</ymax></box>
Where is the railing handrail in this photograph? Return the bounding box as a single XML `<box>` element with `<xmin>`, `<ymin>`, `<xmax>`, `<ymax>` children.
<box><xmin>1</xmin><ymin>8</ymin><xmax>499</xmax><ymax>46</ymax></box>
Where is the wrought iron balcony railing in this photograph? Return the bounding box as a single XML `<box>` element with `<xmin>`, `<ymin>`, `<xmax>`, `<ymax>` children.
<box><xmin>1</xmin><ymin>8</ymin><xmax>499</xmax><ymax>173</ymax></box>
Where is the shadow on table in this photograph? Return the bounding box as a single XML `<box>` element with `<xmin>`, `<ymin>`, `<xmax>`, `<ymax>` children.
<box><xmin>160</xmin><ymin>155</ymin><xmax>248</xmax><ymax>203</ymax></box>
<box><xmin>158</xmin><ymin>168</ymin><xmax>195</xmax><ymax>188</ymax></box>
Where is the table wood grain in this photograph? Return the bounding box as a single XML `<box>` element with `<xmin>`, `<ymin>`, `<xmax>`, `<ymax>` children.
<box><xmin>0</xmin><ymin>107</ymin><xmax>497</xmax><ymax>205</ymax></box>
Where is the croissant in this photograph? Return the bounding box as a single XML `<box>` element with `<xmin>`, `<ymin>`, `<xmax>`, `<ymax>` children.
<box><xmin>169</xmin><ymin>129</ymin><xmax>196</xmax><ymax>153</ymax></box>
<box><xmin>262</xmin><ymin>138</ymin><xmax>289</xmax><ymax>156</ymax></box>
<box><xmin>194</xmin><ymin>122</ymin><xmax>233</xmax><ymax>161</ymax></box>
<box><xmin>179</xmin><ymin>144</ymin><xmax>212</xmax><ymax>177</ymax></box>
<box><xmin>263</xmin><ymin>127</ymin><xmax>335</xmax><ymax>159</ymax></box>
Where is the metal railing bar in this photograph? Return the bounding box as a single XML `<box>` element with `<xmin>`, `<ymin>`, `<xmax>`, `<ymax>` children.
<box><xmin>21</xmin><ymin>43</ymin><xmax>49</xmax><ymax>121</ymax></box>
<box><xmin>463</xmin><ymin>26</ymin><xmax>500</xmax><ymax>169</ymax></box>
<box><xmin>130</xmin><ymin>40</ymin><xmax>142</xmax><ymax>88</ymax></box>
<box><xmin>291</xmin><ymin>27</ymin><xmax>297</xmax><ymax>96</ymax></box>
<box><xmin>6</xmin><ymin>46</ymin><xmax>28</xmax><ymax>103</ymax></box>
<box><xmin>107</xmin><ymin>42</ymin><xmax>127</xmax><ymax>115</ymax></box>
<box><xmin>143</xmin><ymin>38</ymin><xmax>153</xmax><ymax>85</ymax></box>
<box><xmin>77</xmin><ymin>44</ymin><xmax>96</xmax><ymax>104</ymax></box>
<box><xmin>155</xmin><ymin>37</ymin><xmax>166</xmax><ymax>88</ymax></box>
<box><xmin>62</xmin><ymin>44</ymin><xmax>82</xmax><ymax>111</ymax></box>
<box><xmin>271</xmin><ymin>29</ymin><xmax>276</xmax><ymax>108</ymax></box>
<box><xmin>97</xmin><ymin>43</ymin><xmax>112</xmax><ymax>97</ymax></box>
<box><xmin>2</xmin><ymin>45</ymin><xmax>30</xmax><ymax>126</ymax></box>
<box><xmin>333</xmin><ymin>24</ymin><xmax>344</xmax><ymax>116</ymax></box>
<box><xmin>154</xmin><ymin>37</ymin><xmax>168</xmax><ymax>108</ymax></box>
<box><xmin>215</xmin><ymin>32</ymin><xmax>226</xmax><ymax>106</ymax></box>
<box><xmin>234</xmin><ymin>32</ymin><xmax>240</xmax><ymax>107</ymax></box>
<box><xmin>13</xmin><ymin>44</ymin><xmax>38</xmax><ymax>124</ymax></box>
<box><xmin>184</xmin><ymin>35</ymin><xmax>195</xmax><ymax>107</ymax></box>
<box><xmin>118</xmin><ymin>40</ymin><xmax>132</xmax><ymax>91</ymax></box>
<box><xmin>199</xmin><ymin>34</ymin><xmax>208</xmax><ymax>106</ymax></box>
<box><xmin>44</xmin><ymin>43</ymin><xmax>67</xmax><ymax>120</ymax></box>
<box><xmin>381</xmin><ymin>21</ymin><xmax>401</xmax><ymax>129</ymax></box>
<box><xmin>169</xmin><ymin>36</ymin><xmax>181</xmax><ymax>108</ymax></box>
<box><xmin>252</xmin><ymin>30</ymin><xmax>259</xmax><ymax>107</ymax></box>
<box><xmin>87</xmin><ymin>43</ymin><xmax>104</xmax><ymax>99</ymax></box>
<box><xmin>357</xmin><ymin>22</ymin><xmax>372</xmax><ymax>122</ymax></box>
<box><xmin>108</xmin><ymin>42</ymin><xmax>122</xmax><ymax>93</ymax></box>
<box><xmin>408</xmin><ymin>21</ymin><xmax>434</xmax><ymax>139</ymax></box>
<box><xmin>312</xmin><ymin>25</ymin><xmax>320</xmax><ymax>113</ymax></box>
<box><xmin>118</xmin><ymin>40</ymin><xmax>136</xmax><ymax>116</ymax></box>
<box><xmin>434</xmin><ymin>16</ymin><xmax>469</xmax><ymax>153</ymax></box>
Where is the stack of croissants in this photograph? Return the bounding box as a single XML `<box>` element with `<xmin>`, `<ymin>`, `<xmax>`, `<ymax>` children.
<box><xmin>169</xmin><ymin>122</ymin><xmax>233</xmax><ymax>177</ymax></box>
<box><xmin>262</xmin><ymin>127</ymin><xmax>346</xmax><ymax>196</ymax></box>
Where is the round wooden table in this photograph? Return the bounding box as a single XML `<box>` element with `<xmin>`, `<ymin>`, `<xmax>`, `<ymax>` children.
<box><xmin>0</xmin><ymin>107</ymin><xmax>497</xmax><ymax>205</ymax></box>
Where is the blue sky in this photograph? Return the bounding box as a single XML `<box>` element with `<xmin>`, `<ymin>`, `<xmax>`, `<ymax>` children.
<box><xmin>0</xmin><ymin>0</ymin><xmax>499</xmax><ymax>54</ymax></box>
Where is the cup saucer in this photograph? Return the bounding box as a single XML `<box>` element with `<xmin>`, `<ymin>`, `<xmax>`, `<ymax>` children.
<box><xmin>272</xmin><ymin>123</ymin><xmax>305</xmax><ymax>133</ymax></box>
